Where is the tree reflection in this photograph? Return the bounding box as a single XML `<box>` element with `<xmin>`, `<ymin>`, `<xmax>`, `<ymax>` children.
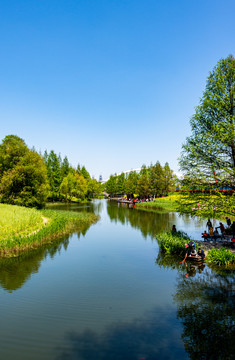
<box><xmin>107</xmin><ymin>201</ymin><xmax>178</xmax><ymax>238</ymax></box>
<box><xmin>0</xmin><ymin>225</ymin><xmax>92</xmax><ymax>292</ymax></box>
<box><xmin>174</xmin><ymin>270</ymin><xmax>235</xmax><ymax>360</ymax></box>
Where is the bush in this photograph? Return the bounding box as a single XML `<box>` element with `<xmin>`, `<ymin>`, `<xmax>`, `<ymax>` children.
<box><xmin>206</xmin><ymin>248</ymin><xmax>235</xmax><ymax>266</ymax></box>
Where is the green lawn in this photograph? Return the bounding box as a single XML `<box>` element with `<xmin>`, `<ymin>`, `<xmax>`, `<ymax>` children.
<box><xmin>135</xmin><ymin>194</ymin><xmax>179</xmax><ymax>212</ymax></box>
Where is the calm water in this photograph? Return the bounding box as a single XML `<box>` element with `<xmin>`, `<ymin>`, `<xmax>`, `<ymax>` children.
<box><xmin>0</xmin><ymin>200</ymin><xmax>234</xmax><ymax>360</ymax></box>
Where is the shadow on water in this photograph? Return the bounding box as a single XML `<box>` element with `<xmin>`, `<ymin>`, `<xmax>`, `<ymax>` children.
<box><xmin>56</xmin><ymin>308</ymin><xmax>187</xmax><ymax>360</ymax></box>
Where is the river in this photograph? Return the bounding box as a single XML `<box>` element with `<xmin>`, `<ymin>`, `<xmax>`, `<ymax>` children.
<box><xmin>0</xmin><ymin>200</ymin><xmax>234</xmax><ymax>360</ymax></box>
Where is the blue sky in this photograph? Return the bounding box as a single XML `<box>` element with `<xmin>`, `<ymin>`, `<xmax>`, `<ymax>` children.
<box><xmin>0</xmin><ymin>0</ymin><xmax>234</xmax><ymax>180</ymax></box>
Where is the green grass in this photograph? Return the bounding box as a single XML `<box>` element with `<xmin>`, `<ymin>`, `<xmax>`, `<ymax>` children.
<box><xmin>0</xmin><ymin>204</ymin><xmax>98</xmax><ymax>257</ymax></box>
<box><xmin>135</xmin><ymin>194</ymin><xmax>179</xmax><ymax>212</ymax></box>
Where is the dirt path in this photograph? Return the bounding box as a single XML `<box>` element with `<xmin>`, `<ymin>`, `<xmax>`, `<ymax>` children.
<box><xmin>196</xmin><ymin>239</ymin><xmax>235</xmax><ymax>255</ymax></box>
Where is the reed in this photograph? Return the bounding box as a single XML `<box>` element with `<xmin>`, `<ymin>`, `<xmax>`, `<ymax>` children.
<box><xmin>156</xmin><ymin>231</ymin><xmax>191</xmax><ymax>256</ymax></box>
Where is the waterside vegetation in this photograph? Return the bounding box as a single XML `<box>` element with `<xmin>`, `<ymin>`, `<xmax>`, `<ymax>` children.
<box><xmin>156</xmin><ymin>231</ymin><xmax>235</xmax><ymax>267</ymax></box>
<box><xmin>0</xmin><ymin>204</ymin><xmax>98</xmax><ymax>257</ymax></box>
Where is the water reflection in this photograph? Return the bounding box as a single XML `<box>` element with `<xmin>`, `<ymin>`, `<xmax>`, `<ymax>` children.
<box><xmin>157</xmin><ymin>253</ymin><xmax>235</xmax><ymax>360</ymax></box>
<box><xmin>0</xmin><ymin>229</ymin><xmax>91</xmax><ymax>292</ymax></box>
<box><xmin>107</xmin><ymin>201</ymin><xmax>179</xmax><ymax>238</ymax></box>
<box><xmin>46</xmin><ymin>201</ymin><xmax>104</xmax><ymax>215</ymax></box>
<box><xmin>175</xmin><ymin>270</ymin><xmax>235</xmax><ymax>360</ymax></box>
<box><xmin>56</xmin><ymin>308</ymin><xmax>187</xmax><ymax>360</ymax></box>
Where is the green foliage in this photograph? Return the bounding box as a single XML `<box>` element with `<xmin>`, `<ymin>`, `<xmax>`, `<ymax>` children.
<box><xmin>44</xmin><ymin>150</ymin><xmax>62</xmax><ymax>200</ymax></box>
<box><xmin>87</xmin><ymin>178</ymin><xmax>102</xmax><ymax>198</ymax></box>
<box><xmin>206</xmin><ymin>248</ymin><xmax>235</xmax><ymax>266</ymax></box>
<box><xmin>156</xmin><ymin>231</ymin><xmax>191</xmax><ymax>256</ymax></box>
<box><xmin>60</xmin><ymin>173</ymin><xmax>88</xmax><ymax>201</ymax></box>
<box><xmin>61</xmin><ymin>156</ymin><xmax>71</xmax><ymax>178</ymax></box>
<box><xmin>0</xmin><ymin>135</ymin><xmax>49</xmax><ymax>208</ymax></box>
<box><xmin>177</xmin><ymin>191</ymin><xmax>235</xmax><ymax>218</ymax></box>
<box><xmin>180</xmin><ymin>55</ymin><xmax>235</xmax><ymax>186</ymax></box>
<box><xmin>105</xmin><ymin>162</ymin><xmax>176</xmax><ymax>197</ymax></box>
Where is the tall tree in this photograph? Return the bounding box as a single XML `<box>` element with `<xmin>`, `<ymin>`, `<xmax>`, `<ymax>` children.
<box><xmin>61</xmin><ymin>156</ymin><xmax>71</xmax><ymax>178</ymax></box>
<box><xmin>179</xmin><ymin>55</ymin><xmax>235</xmax><ymax>186</ymax></box>
<box><xmin>162</xmin><ymin>162</ymin><xmax>176</xmax><ymax>195</ymax></box>
<box><xmin>45</xmin><ymin>150</ymin><xmax>62</xmax><ymax>200</ymax></box>
<box><xmin>0</xmin><ymin>135</ymin><xmax>49</xmax><ymax>208</ymax></box>
<box><xmin>126</xmin><ymin>171</ymin><xmax>139</xmax><ymax>195</ymax></box>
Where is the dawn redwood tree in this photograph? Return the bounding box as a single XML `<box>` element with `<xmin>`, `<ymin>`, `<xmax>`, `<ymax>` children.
<box><xmin>179</xmin><ymin>55</ymin><xmax>235</xmax><ymax>186</ymax></box>
<box><xmin>44</xmin><ymin>150</ymin><xmax>62</xmax><ymax>200</ymax></box>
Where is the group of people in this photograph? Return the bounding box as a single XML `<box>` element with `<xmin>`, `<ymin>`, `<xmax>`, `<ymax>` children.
<box><xmin>202</xmin><ymin>217</ymin><xmax>235</xmax><ymax>241</ymax></box>
<box><xmin>182</xmin><ymin>241</ymin><xmax>205</xmax><ymax>262</ymax></box>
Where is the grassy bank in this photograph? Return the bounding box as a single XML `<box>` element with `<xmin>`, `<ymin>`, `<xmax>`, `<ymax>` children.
<box><xmin>0</xmin><ymin>204</ymin><xmax>98</xmax><ymax>257</ymax></box>
<box><xmin>156</xmin><ymin>231</ymin><xmax>235</xmax><ymax>267</ymax></box>
<box><xmin>135</xmin><ymin>194</ymin><xmax>179</xmax><ymax>212</ymax></box>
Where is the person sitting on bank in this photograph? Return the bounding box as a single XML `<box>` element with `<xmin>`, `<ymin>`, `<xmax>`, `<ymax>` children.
<box><xmin>198</xmin><ymin>247</ymin><xmax>205</xmax><ymax>259</ymax></box>
<box><xmin>172</xmin><ymin>225</ymin><xmax>177</xmax><ymax>232</ymax></box>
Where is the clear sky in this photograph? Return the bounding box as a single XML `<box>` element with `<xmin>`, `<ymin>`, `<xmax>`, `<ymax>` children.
<box><xmin>0</xmin><ymin>0</ymin><xmax>234</xmax><ymax>180</ymax></box>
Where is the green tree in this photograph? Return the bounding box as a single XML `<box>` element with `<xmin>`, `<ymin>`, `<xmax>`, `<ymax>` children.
<box><xmin>126</xmin><ymin>171</ymin><xmax>139</xmax><ymax>195</ymax></box>
<box><xmin>0</xmin><ymin>136</ymin><xmax>49</xmax><ymax>208</ymax></box>
<box><xmin>60</xmin><ymin>173</ymin><xmax>88</xmax><ymax>201</ymax></box>
<box><xmin>105</xmin><ymin>175</ymin><xmax>117</xmax><ymax>196</ymax></box>
<box><xmin>87</xmin><ymin>178</ymin><xmax>101</xmax><ymax>198</ymax></box>
<box><xmin>116</xmin><ymin>173</ymin><xmax>126</xmax><ymax>195</ymax></box>
<box><xmin>179</xmin><ymin>55</ymin><xmax>235</xmax><ymax>185</ymax></box>
<box><xmin>162</xmin><ymin>162</ymin><xmax>176</xmax><ymax>195</ymax></box>
<box><xmin>80</xmin><ymin>166</ymin><xmax>91</xmax><ymax>180</ymax></box>
<box><xmin>149</xmin><ymin>162</ymin><xmax>164</xmax><ymax>197</ymax></box>
<box><xmin>45</xmin><ymin>150</ymin><xmax>62</xmax><ymax>200</ymax></box>
<box><xmin>61</xmin><ymin>156</ymin><xmax>71</xmax><ymax>178</ymax></box>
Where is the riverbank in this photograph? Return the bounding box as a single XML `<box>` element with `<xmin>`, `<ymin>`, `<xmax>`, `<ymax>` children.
<box><xmin>0</xmin><ymin>204</ymin><xmax>98</xmax><ymax>257</ymax></box>
<box><xmin>134</xmin><ymin>193</ymin><xmax>235</xmax><ymax>220</ymax></box>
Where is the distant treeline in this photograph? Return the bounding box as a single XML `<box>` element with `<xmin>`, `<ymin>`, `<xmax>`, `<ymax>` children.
<box><xmin>0</xmin><ymin>135</ymin><xmax>101</xmax><ymax>208</ymax></box>
<box><xmin>105</xmin><ymin>162</ymin><xmax>176</xmax><ymax>198</ymax></box>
